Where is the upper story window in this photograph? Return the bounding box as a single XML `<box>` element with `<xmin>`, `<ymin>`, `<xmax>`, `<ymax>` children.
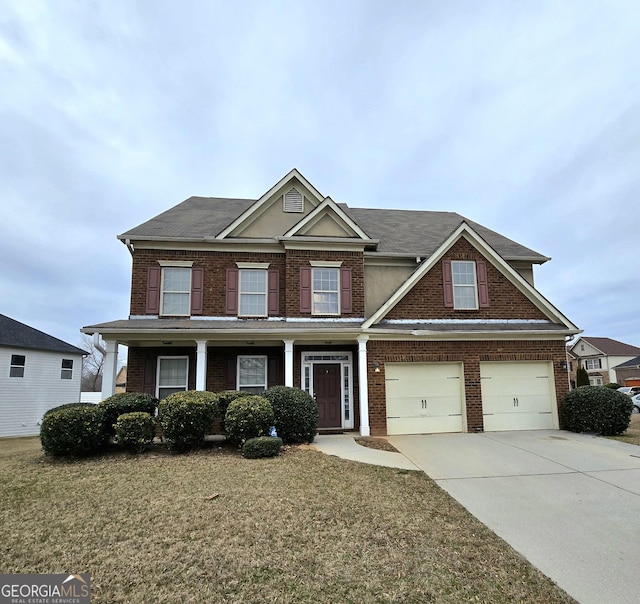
<box><xmin>584</xmin><ymin>358</ymin><xmax>602</xmax><ymax>370</ymax></box>
<box><xmin>61</xmin><ymin>359</ymin><xmax>73</xmax><ymax>379</ymax></box>
<box><xmin>239</xmin><ymin>270</ymin><xmax>267</xmax><ymax>317</ymax></box>
<box><xmin>443</xmin><ymin>259</ymin><xmax>489</xmax><ymax>310</ymax></box>
<box><xmin>146</xmin><ymin>261</ymin><xmax>203</xmax><ymax>316</ymax></box>
<box><xmin>10</xmin><ymin>354</ymin><xmax>25</xmax><ymax>378</ymax></box>
<box><xmin>300</xmin><ymin>263</ymin><xmax>352</xmax><ymax>316</ymax></box>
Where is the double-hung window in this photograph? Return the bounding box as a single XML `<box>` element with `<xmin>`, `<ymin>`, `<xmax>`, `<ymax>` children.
<box><xmin>452</xmin><ymin>261</ymin><xmax>478</xmax><ymax>310</ymax></box>
<box><xmin>239</xmin><ymin>270</ymin><xmax>267</xmax><ymax>317</ymax></box>
<box><xmin>237</xmin><ymin>356</ymin><xmax>267</xmax><ymax>394</ymax></box>
<box><xmin>157</xmin><ymin>357</ymin><xmax>189</xmax><ymax>399</ymax></box>
<box><xmin>61</xmin><ymin>359</ymin><xmax>73</xmax><ymax>379</ymax></box>
<box><xmin>584</xmin><ymin>359</ymin><xmax>602</xmax><ymax>370</ymax></box>
<box><xmin>313</xmin><ymin>268</ymin><xmax>340</xmax><ymax>315</ymax></box>
<box><xmin>162</xmin><ymin>267</ymin><xmax>192</xmax><ymax>316</ymax></box>
<box><xmin>10</xmin><ymin>354</ymin><xmax>25</xmax><ymax>378</ymax></box>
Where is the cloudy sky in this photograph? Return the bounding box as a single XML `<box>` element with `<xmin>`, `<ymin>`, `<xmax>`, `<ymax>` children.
<box><xmin>2</xmin><ymin>0</ymin><xmax>639</xmax><ymax>353</ymax></box>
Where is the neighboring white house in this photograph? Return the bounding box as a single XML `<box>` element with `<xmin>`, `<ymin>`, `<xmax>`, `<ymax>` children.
<box><xmin>569</xmin><ymin>336</ymin><xmax>640</xmax><ymax>386</ymax></box>
<box><xmin>0</xmin><ymin>313</ymin><xmax>87</xmax><ymax>437</ymax></box>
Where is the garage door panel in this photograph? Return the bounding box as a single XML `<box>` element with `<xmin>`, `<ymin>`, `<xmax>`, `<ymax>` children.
<box><xmin>386</xmin><ymin>363</ymin><xmax>464</xmax><ymax>435</ymax></box>
<box><xmin>480</xmin><ymin>362</ymin><xmax>556</xmax><ymax>431</ymax></box>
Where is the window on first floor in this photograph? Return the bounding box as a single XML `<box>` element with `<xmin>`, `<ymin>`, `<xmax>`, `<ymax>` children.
<box><xmin>237</xmin><ymin>356</ymin><xmax>267</xmax><ymax>394</ymax></box>
<box><xmin>61</xmin><ymin>359</ymin><xmax>73</xmax><ymax>379</ymax></box>
<box><xmin>10</xmin><ymin>354</ymin><xmax>25</xmax><ymax>378</ymax></box>
<box><xmin>589</xmin><ymin>375</ymin><xmax>603</xmax><ymax>386</ymax></box>
<box><xmin>584</xmin><ymin>358</ymin><xmax>602</xmax><ymax>370</ymax></box>
<box><xmin>157</xmin><ymin>357</ymin><xmax>189</xmax><ymax>399</ymax></box>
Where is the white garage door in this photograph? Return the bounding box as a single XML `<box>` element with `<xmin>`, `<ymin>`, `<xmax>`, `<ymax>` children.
<box><xmin>385</xmin><ymin>363</ymin><xmax>464</xmax><ymax>435</ymax></box>
<box><xmin>480</xmin><ymin>362</ymin><xmax>557</xmax><ymax>431</ymax></box>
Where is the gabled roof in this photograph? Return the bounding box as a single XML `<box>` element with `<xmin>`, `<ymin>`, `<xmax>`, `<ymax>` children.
<box><xmin>363</xmin><ymin>222</ymin><xmax>578</xmax><ymax>332</ymax></box>
<box><xmin>572</xmin><ymin>337</ymin><xmax>640</xmax><ymax>356</ymax></box>
<box><xmin>0</xmin><ymin>314</ymin><xmax>87</xmax><ymax>355</ymax></box>
<box><xmin>613</xmin><ymin>355</ymin><xmax>640</xmax><ymax>369</ymax></box>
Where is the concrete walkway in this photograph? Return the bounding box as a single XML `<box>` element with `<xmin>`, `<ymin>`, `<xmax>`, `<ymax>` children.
<box><xmin>311</xmin><ymin>431</ymin><xmax>640</xmax><ymax>604</ymax></box>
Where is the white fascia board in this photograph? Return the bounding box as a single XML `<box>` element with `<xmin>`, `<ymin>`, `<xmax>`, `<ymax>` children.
<box><xmin>283</xmin><ymin>197</ymin><xmax>371</xmax><ymax>240</ymax></box>
<box><xmin>216</xmin><ymin>169</ymin><xmax>325</xmax><ymax>239</ymax></box>
<box><xmin>365</xmin><ymin>328</ymin><xmax>577</xmax><ymax>342</ymax></box>
<box><xmin>363</xmin><ymin>222</ymin><xmax>579</xmax><ymax>331</ymax></box>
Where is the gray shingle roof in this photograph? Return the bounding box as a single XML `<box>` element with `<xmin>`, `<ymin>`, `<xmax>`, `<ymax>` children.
<box><xmin>577</xmin><ymin>337</ymin><xmax>640</xmax><ymax>356</ymax></box>
<box><xmin>0</xmin><ymin>314</ymin><xmax>87</xmax><ymax>355</ymax></box>
<box><xmin>613</xmin><ymin>355</ymin><xmax>640</xmax><ymax>369</ymax></box>
<box><xmin>118</xmin><ymin>195</ymin><xmax>548</xmax><ymax>262</ymax></box>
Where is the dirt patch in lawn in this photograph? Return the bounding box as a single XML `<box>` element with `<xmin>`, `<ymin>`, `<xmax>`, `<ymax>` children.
<box><xmin>355</xmin><ymin>436</ymin><xmax>399</xmax><ymax>452</ymax></box>
<box><xmin>608</xmin><ymin>412</ymin><xmax>640</xmax><ymax>446</ymax></box>
<box><xmin>0</xmin><ymin>437</ymin><xmax>574</xmax><ymax>604</ymax></box>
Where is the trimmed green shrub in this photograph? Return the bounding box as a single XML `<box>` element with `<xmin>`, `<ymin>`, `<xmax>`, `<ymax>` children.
<box><xmin>43</xmin><ymin>402</ymin><xmax>98</xmax><ymax>417</ymax></box>
<box><xmin>561</xmin><ymin>386</ymin><xmax>633</xmax><ymax>435</ymax></box>
<box><xmin>114</xmin><ymin>412</ymin><xmax>156</xmax><ymax>453</ymax></box>
<box><xmin>263</xmin><ymin>386</ymin><xmax>318</xmax><ymax>444</ymax></box>
<box><xmin>40</xmin><ymin>405</ymin><xmax>107</xmax><ymax>457</ymax></box>
<box><xmin>576</xmin><ymin>367</ymin><xmax>590</xmax><ymax>387</ymax></box>
<box><xmin>211</xmin><ymin>390</ymin><xmax>246</xmax><ymax>431</ymax></box>
<box><xmin>157</xmin><ymin>391</ymin><xmax>217</xmax><ymax>453</ymax></box>
<box><xmin>604</xmin><ymin>383</ymin><xmax>620</xmax><ymax>389</ymax></box>
<box><xmin>224</xmin><ymin>395</ymin><xmax>274</xmax><ymax>445</ymax></box>
<box><xmin>242</xmin><ymin>436</ymin><xmax>282</xmax><ymax>459</ymax></box>
<box><xmin>99</xmin><ymin>393</ymin><xmax>159</xmax><ymax>436</ymax></box>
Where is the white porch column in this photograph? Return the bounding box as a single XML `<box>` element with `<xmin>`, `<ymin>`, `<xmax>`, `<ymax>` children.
<box><xmin>196</xmin><ymin>340</ymin><xmax>208</xmax><ymax>391</ymax></box>
<box><xmin>101</xmin><ymin>340</ymin><xmax>119</xmax><ymax>400</ymax></box>
<box><xmin>283</xmin><ymin>339</ymin><xmax>294</xmax><ymax>387</ymax></box>
<box><xmin>357</xmin><ymin>335</ymin><xmax>371</xmax><ymax>436</ymax></box>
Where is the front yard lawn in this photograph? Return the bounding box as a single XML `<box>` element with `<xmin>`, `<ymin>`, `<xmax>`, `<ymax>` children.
<box><xmin>609</xmin><ymin>412</ymin><xmax>640</xmax><ymax>446</ymax></box>
<box><xmin>0</xmin><ymin>438</ymin><xmax>573</xmax><ymax>603</ymax></box>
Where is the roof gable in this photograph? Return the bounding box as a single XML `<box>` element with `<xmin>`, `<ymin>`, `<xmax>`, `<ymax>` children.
<box><xmin>363</xmin><ymin>222</ymin><xmax>578</xmax><ymax>330</ymax></box>
<box><xmin>570</xmin><ymin>337</ymin><xmax>640</xmax><ymax>357</ymax></box>
<box><xmin>0</xmin><ymin>314</ymin><xmax>86</xmax><ymax>355</ymax></box>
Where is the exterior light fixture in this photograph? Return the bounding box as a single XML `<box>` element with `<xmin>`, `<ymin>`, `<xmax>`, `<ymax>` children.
<box><xmin>373</xmin><ymin>361</ymin><xmax>381</xmax><ymax>373</ymax></box>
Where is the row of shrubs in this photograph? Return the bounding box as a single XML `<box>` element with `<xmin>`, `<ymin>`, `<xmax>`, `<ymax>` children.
<box><xmin>40</xmin><ymin>386</ymin><xmax>318</xmax><ymax>458</ymax></box>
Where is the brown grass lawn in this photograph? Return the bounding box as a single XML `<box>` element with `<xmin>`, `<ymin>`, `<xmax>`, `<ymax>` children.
<box><xmin>0</xmin><ymin>438</ymin><xmax>574</xmax><ymax>604</ymax></box>
<box><xmin>609</xmin><ymin>412</ymin><xmax>640</xmax><ymax>446</ymax></box>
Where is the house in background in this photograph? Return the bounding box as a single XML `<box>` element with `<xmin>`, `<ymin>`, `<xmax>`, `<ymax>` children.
<box><xmin>612</xmin><ymin>356</ymin><xmax>640</xmax><ymax>387</ymax></box>
<box><xmin>0</xmin><ymin>313</ymin><xmax>86</xmax><ymax>437</ymax></box>
<box><xmin>115</xmin><ymin>365</ymin><xmax>127</xmax><ymax>393</ymax></box>
<box><xmin>82</xmin><ymin>169</ymin><xmax>579</xmax><ymax>436</ymax></box>
<box><xmin>568</xmin><ymin>337</ymin><xmax>640</xmax><ymax>386</ymax></box>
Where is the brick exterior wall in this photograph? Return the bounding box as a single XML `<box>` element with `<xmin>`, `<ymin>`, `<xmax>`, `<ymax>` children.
<box><xmin>388</xmin><ymin>238</ymin><xmax>548</xmax><ymax>320</ymax></box>
<box><xmin>366</xmin><ymin>339</ymin><xmax>569</xmax><ymax>435</ymax></box>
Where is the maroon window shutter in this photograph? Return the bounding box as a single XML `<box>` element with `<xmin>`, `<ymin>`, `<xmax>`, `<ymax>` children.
<box><xmin>146</xmin><ymin>267</ymin><xmax>161</xmax><ymax>314</ymax></box>
<box><xmin>340</xmin><ymin>267</ymin><xmax>352</xmax><ymax>314</ymax></box>
<box><xmin>268</xmin><ymin>269</ymin><xmax>279</xmax><ymax>315</ymax></box>
<box><xmin>300</xmin><ymin>267</ymin><xmax>312</xmax><ymax>313</ymax></box>
<box><xmin>142</xmin><ymin>358</ymin><xmax>156</xmax><ymax>395</ymax></box>
<box><xmin>225</xmin><ymin>356</ymin><xmax>237</xmax><ymax>391</ymax></box>
<box><xmin>190</xmin><ymin>267</ymin><xmax>204</xmax><ymax>315</ymax></box>
<box><xmin>476</xmin><ymin>260</ymin><xmax>490</xmax><ymax>307</ymax></box>
<box><xmin>226</xmin><ymin>269</ymin><xmax>238</xmax><ymax>315</ymax></box>
<box><xmin>442</xmin><ymin>260</ymin><xmax>454</xmax><ymax>308</ymax></box>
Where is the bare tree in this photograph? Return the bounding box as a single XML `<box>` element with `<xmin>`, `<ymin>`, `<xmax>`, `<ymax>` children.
<box><xmin>80</xmin><ymin>334</ymin><xmax>104</xmax><ymax>392</ymax></box>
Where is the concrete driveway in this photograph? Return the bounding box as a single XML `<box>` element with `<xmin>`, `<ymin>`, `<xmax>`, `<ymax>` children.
<box><xmin>387</xmin><ymin>430</ymin><xmax>640</xmax><ymax>604</ymax></box>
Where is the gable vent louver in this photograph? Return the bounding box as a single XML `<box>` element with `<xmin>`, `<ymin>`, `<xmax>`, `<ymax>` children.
<box><xmin>283</xmin><ymin>187</ymin><xmax>304</xmax><ymax>213</ymax></box>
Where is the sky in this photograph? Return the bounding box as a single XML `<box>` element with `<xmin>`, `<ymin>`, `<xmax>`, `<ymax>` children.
<box><xmin>1</xmin><ymin>0</ymin><xmax>639</xmax><ymax>354</ymax></box>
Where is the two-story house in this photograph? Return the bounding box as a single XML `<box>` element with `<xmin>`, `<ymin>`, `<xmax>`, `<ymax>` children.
<box><xmin>82</xmin><ymin>169</ymin><xmax>579</xmax><ymax>436</ymax></box>
<box><xmin>569</xmin><ymin>337</ymin><xmax>640</xmax><ymax>386</ymax></box>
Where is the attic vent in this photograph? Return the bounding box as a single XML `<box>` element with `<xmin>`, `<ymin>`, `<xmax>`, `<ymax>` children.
<box><xmin>283</xmin><ymin>187</ymin><xmax>304</xmax><ymax>213</ymax></box>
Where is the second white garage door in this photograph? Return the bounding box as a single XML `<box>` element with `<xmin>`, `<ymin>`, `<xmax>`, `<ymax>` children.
<box><xmin>385</xmin><ymin>363</ymin><xmax>465</xmax><ymax>435</ymax></box>
<box><xmin>480</xmin><ymin>361</ymin><xmax>557</xmax><ymax>431</ymax></box>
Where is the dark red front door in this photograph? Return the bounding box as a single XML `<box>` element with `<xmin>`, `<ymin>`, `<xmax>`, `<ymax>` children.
<box><xmin>314</xmin><ymin>363</ymin><xmax>341</xmax><ymax>429</ymax></box>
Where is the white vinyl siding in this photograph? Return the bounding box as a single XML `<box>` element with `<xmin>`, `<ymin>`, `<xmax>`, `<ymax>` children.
<box><xmin>0</xmin><ymin>347</ymin><xmax>83</xmax><ymax>437</ymax></box>
<box><xmin>239</xmin><ymin>270</ymin><xmax>267</xmax><ymax>317</ymax></box>
<box><xmin>161</xmin><ymin>267</ymin><xmax>191</xmax><ymax>316</ymax></box>
<box><xmin>157</xmin><ymin>357</ymin><xmax>189</xmax><ymax>399</ymax></box>
<box><xmin>237</xmin><ymin>356</ymin><xmax>267</xmax><ymax>394</ymax></box>
<box><xmin>452</xmin><ymin>261</ymin><xmax>478</xmax><ymax>310</ymax></box>
<box><xmin>312</xmin><ymin>268</ymin><xmax>339</xmax><ymax>315</ymax></box>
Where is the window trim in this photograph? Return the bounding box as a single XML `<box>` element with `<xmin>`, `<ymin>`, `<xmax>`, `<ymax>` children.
<box><xmin>238</xmin><ymin>269</ymin><xmax>268</xmax><ymax>317</ymax></box>
<box><xmin>451</xmin><ymin>260</ymin><xmax>479</xmax><ymax>310</ymax></box>
<box><xmin>10</xmin><ymin>354</ymin><xmax>25</xmax><ymax>378</ymax></box>
<box><xmin>237</xmin><ymin>355</ymin><xmax>268</xmax><ymax>393</ymax></box>
<box><xmin>61</xmin><ymin>359</ymin><xmax>73</xmax><ymax>380</ymax></box>
<box><xmin>312</xmin><ymin>267</ymin><xmax>341</xmax><ymax>316</ymax></box>
<box><xmin>160</xmin><ymin>266</ymin><xmax>192</xmax><ymax>316</ymax></box>
<box><xmin>156</xmin><ymin>356</ymin><xmax>189</xmax><ymax>399</ymax></box>
<box><xmin>584</xmin><ymin>358</ymin><xmax>602</xmax><ymax>370</ymax></box>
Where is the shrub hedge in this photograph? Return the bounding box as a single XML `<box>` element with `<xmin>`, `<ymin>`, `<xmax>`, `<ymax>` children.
<box><xmin>211</xmin><ymin>390</ymin><xmax>246</xmax><ymax>432</ymax></box>
<box><xmin>99</xmin><ymin>393</ymin><xmax>159</xmax><ymax>436</ymax></box>
<box><xmin>114</xmin><ymin>412</ymin><xmax>156</xmax><ymax>453</ymax></box>
<box><xmin>43</xmin><ymin>402</ymin><xmax>98</xmax><ymax>417</ymax></box>
<box><xmin>263</xmin><ymin>386</ymin><xmax>318</xmax><ymax>444</ymax></box>
<box><xmin>157</xmin><ymin>391</ymin><xmax>217</xmax><ymax>453</ymax></box>
<box><xmin>40</xmin><ymin>405</ymin><xmax>108</xmax><ymax>457</ymax></box>
<box><xmin>242</xmin><ymin>436</ymin><xmax>282</xmax><ymax>459</ymax></box>
<box><xmin>224</xmin><ymin>395</ymin><xmax>274</xmax><ymax>445</ymax></box>
<box><xmin>561</xmin><ymin>386</ymin><xmax>633</xmax><ymax>436</ymax></box>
